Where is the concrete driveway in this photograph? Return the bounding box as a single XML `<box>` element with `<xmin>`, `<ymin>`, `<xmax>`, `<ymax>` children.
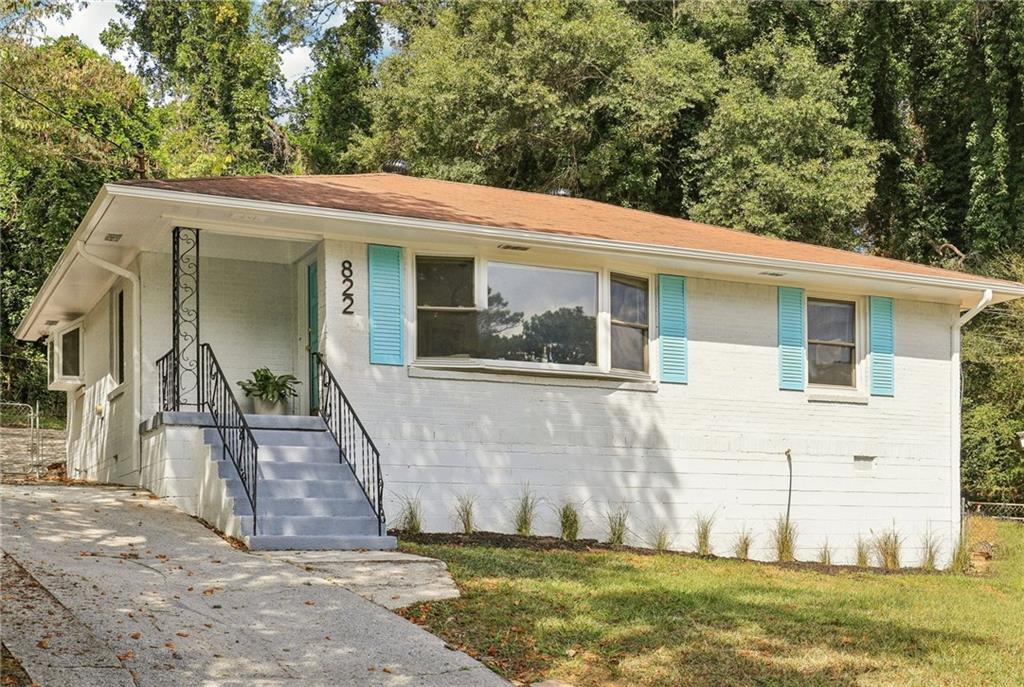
<box><xmin>1</xmin><ymin>484</ymin><xmax>508</xmax><ymax>687</ymax></box>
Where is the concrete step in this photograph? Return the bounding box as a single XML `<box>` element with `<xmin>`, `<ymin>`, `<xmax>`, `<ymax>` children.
<box><xmin>258</xmin><ymin>445</ymin><xmax>339</xmax><ymax>464</ymax></box>
<box><xmin>255</xmin><ymin>478</ymin><xmax>366</xmax><ymax>500</ymax></box>
<box><xmin>244</xmin><ymin>414</ymin><xmax>328</xmax><ymax>431</ymax></box>
<box><xmin>245</xmin><ymin>534</ymin><xmax>397</xmax><ymax>551</ymax></box>
<box><xmin>257</xmin><ymin>497</ymin><xmax>371</xmax><ymax>517</ymax></box>
<box><xmin>257</xmin><ymin>461</ymin><xmax>353</xmax><ymax>481</ymax></box>
<box><xmin>250</xmin><ymin>429</ymin><xmax>337</xmax><ymax>448</ymax></box>
<box><xmin>240</xmin><ymin>515</ymin><xmax>381</xmax><ymax>536</ymax></box>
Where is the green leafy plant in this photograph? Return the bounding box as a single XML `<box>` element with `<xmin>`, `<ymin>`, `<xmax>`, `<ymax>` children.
<box><xmin>606</xmin><ymin>507</ymin><xmax>629</xmax><ymax>547</ymax></box>
<box><xmin>513</xmin><ymin>486</ymin><xmax>539</xmax><ymax>536</ymax></box>
<box><xmin>771</xmin><ymin>515</ymin><xmax>798</xmax><ymax>562</ymax></box>
<box><xmin>558</xmin><ymin>502</ymin><xmax>580</xmax><ymax>541</ymax></box>
<box><xmin>733</xmin><ymin>527</ymin><xmax>754</xmax><ymax>560</ymax></box>
<box><xmin>238</xmin><ymin>367</ymin><xmax>300</xmax><ymax>403</ymax></box>
<box><xmin>453</xmin><ymin>493</ymin><xmax>476</xmax><ymax>534</ymax></box>
<box><xmin>396</xmin><ymin>491</ymin><xmax>423</xmax><ymax>534</ymax></box>
<box><xmin>695</xmin><ymin>512</ymin><xmax>715</xmax><ymax>556</ymax></box>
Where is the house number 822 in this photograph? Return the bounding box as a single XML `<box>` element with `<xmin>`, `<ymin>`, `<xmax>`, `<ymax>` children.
<box><xmin>341</xmin><ymin>260</ymin><xmax>355</xmax><ymax>314</ymax></box>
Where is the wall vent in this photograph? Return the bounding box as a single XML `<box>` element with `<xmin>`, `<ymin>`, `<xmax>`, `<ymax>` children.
<box><xmin>104</xmin><ymin>233</ymin><xmax>123</xmax><ymax>242</ymax></box>
<box><xmin>497</xmin><ymin>244</ymin><xmax>530</xmax><ymax>251</ymax></box>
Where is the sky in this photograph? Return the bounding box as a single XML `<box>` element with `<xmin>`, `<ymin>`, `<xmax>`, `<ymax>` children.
<box><xmin>39</xmin><ymin>0</ymin><xmax>324</xmax><ymax>90</ymax></box>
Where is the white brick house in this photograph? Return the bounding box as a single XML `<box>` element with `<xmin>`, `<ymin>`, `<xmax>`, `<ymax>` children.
<box><xmin>16</xmin><ymin>173</ymin><xmax>1024</xmax><ymax>561</ymax></box>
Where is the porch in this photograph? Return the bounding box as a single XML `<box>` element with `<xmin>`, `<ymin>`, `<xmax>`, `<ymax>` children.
<box><xmin>140</xmin><ymin>227</ymin><xmax>389</xmax><ymax>549</ymax></box>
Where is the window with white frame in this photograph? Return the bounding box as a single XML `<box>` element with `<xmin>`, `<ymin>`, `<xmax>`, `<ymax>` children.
<box><xmin>414</xmin><ymin>255</ymin><xmax>652</xmax><ymax>373</ymax></box>
<box><xmin>806</xmin><ymin>298</ymin><xmax>856</xmax><ymax>387</ymax></box>
<box><xmin>47</xmin><ymin>320</ymin><xmax>84</xmax><ymax>390</ymax></box>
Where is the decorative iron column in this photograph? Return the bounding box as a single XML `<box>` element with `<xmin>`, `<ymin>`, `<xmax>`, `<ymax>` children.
<box><xmin>171</xmin><ymin>227</ymin><xmax>200</xmax><ymax>410</ymax></box>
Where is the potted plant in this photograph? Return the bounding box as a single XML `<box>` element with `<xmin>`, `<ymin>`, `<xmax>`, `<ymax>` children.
<box><xmin>238</xmin><ymin>367</ymin><xmax>300</xmax><ymax>415</ymax></box>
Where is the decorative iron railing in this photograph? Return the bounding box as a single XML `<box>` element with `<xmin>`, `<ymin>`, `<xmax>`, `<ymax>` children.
<box><xmin>156</xmin><ymin>349</ymin><xmax>177</xmax><ymax>411</ymax></box>
<box><xmin>157</xmin><ymin>344</ymin><xmax>259</xmax><ymax>534</ymax></box>
<box><xmin>200</xmin><ymin>344</ymin><xmax>259</xmax><ymax>535</ymax></box>
<box><xmin>314</xmin><ymin>353</ymin><xmax>385</xmax><ymax>535</ymax></box>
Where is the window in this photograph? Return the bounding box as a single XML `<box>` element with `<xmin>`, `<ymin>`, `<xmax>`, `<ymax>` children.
<box><xmin>610</xmin><ymin>274</ymin><xmax>649</xmax><ymax>371</ymax></box>
<box><xmin>61</xmin><ymin>326</ymin><xmax>81</xmax><ymax>377</ymax></box>
<box><xmin>112</xmin><ymin>290</ymin><xmax>125</xmax><ymax>383</ymax></box>
<box><xmin>48</xmin><ymin>320</ymin><xmax>84</xmax><ymax>390</ymax></box>
<box><xmin>807</xmin><ymin>298</ymin><xmax>856</xmax><ymax>387</ymax></box>
<box><xmin>414</xmin><ymin>256</ymin><xmax>600</xmax><ymax>367</ymax></box>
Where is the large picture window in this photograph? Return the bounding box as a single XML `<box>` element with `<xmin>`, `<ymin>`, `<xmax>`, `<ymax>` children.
<box><xmin>807</xmin><ymin>298</ymin><xmax>856</xmax><ymax>387</ymax></box>
<box><xmin>415</xmin><ymin>256</ymin><xmax>599</xmax><ymax>366</ymax></box>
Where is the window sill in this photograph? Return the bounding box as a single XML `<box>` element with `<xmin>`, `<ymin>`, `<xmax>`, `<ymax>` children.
<box><xmin>807</xmin><ymin>392</ymin><xmax>869</xmax><ymax>405</ymax></box>
<box><xmin>107</xmin><ymin>382</ymin><xmax>129</xmax><ymax>402</ymax></box>
<box><xmin>409</xmin><ymin>362</ymin><xmax>658</xmax><ymax>391</ymax></box>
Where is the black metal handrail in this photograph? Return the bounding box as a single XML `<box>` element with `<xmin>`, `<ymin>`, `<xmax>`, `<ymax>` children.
<box><xmin>156</xmin><ymin>345</ymin><xmax>259</xmax><ymax>535</ymax></box>
<box><xmin>199</xmin><ymin>344</ymin><xmax>259</xmax><ymax>535</ymax></box>
<box><xmin>156</xmin><ymin>349</ymin><xmax>177</xmax><ymax>411</ymax></box>
<box><xmin>314</xmin><ymin>353</ymin><xmax>385</xmax><ymax>535</ymax></box>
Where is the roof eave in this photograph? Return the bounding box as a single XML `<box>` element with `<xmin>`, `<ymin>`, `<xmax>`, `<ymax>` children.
<box><xmin>104</xmin><ymin>183</ymin><xmax>1024</xmax><ymax>303</ymax></box>
<box><xmin>14</xmin><ymin>187</ymin><xmax>114</xmax><ymax>341</ymax></box>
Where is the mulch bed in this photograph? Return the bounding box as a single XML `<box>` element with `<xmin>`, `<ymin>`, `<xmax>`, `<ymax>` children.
<box><xmin>392</xmin><ymin>529</ymin><xmax>940</xmax><ymax>576</ymax></box>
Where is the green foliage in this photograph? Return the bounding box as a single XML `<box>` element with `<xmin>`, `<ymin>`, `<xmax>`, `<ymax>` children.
<box><xmin>512</xmin><ymin>485</ymin><xmax>539</xmax><ymax>536</ymax></box>
<box><xmin>237</xmin><ymin>367</ymin><xmax>300</xmax><ymax>402</ymax></box>
<box><xmin>694</xmin><ymin>512</ymin><xmax>714</xmax><ymax>556</ymax></box>
<box><xmin>961</xmin><ymin>256</ymin><xmax>1024</xmax><ymax>502</ymax></box>
<box><xmin>102</xmin><ymin>0</ymin><xmax>295</xmax><ymax>175</ymax></box>
<box><xmin>872</xmin><ymin>526</ymin><xmax>903</xmax><ymax>570</ymax></box>
<box><xmin>855</xmin><ymin>535</ymin><xmax>871</xmax><ymax>568</ymax></box>
<box><xmin>691</xmin><ymin>32</ymin><xmax>879</xmax><ymax>249</ymax></box>
<box><xmin>396</xmin><ymin>491</ymin><xmax>423</xmax><ymax>534</ymax></box>
<box><xmin>558</xmin><ymin>502</ymin><xmax>580</xmax><ymax>542</ymax></box>
<box><xmin>605</xmin><ymin>507</ymin><xmax>629</xmax><ymax>547</ymax></box>
<box><xmin>291</xmin><ymin>2</ymin><xmax>380</xmax><ymax>173</ymax></box>
<box><xmin>453</xmin><ymin>493</ymin><xmax>476</xmax><ymax>534</ymax></box>
<box><xmin>732</xmin><ymin>527</ymin><xmax>753</xmax><ymax>560</ymax></box>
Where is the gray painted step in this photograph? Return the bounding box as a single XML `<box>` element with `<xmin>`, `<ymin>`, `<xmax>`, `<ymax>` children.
<box><xmin>258</xmin><ymin>445</ymin><xmax>339</xmax><ymax>464</ymax></box>
<box><xmin>258</xmin><ymin>497</ymin><xmax>371</xmax><ymax>517</ymax></box>
<box><xmin>240</xmin><ymin>515</ymin><xmax>381</xmax><ymax>536</ymax></box>
<box><xmin>251</xmin><ymin>429</ymin><xmax>337</xmax><ymax>448</ymax></box>
<box><xmin>246</xmin><ymin>535</ymin><xmax>397</xmax><ymax>551</ymax></box>
<box><xmin>258</xmin><ymin>461</ymin><xmax>353</xmax><ymax>481</ymax></box>
<box><xmin>244</xmin><ymin>414</ymin><xmax>328</xmax><ymax>431</ymax></box>
<box><xmin>255</xmin><ymin>478</ymin><xmax>366</xmax><ymax>500</ymax></box>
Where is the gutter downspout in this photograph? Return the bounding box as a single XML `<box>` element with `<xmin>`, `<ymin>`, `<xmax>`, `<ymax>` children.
<box><xmin>950</xmin><ymin>288</ymin><xmax>993</xmax><ymax>560</ymax></box>
<box><xmin>75</xmin><ymin>241</ymin><xmax>143</xmax><ymax>483</ymax></box>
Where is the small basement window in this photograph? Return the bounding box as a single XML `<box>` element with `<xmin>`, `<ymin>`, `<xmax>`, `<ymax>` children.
<box><xmin>47</xmin><ymin>320</ymin><xmax>85</xmax><ymax>390</ymax></box>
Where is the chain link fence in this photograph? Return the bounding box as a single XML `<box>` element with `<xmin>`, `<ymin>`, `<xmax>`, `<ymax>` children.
<box><xmin>0</xmin><ymin>401</ymin><xmax>42</xmax><ymax>477</ymax></box>
<box><xmin>965</xmin><ymin>500</ymin><xmax>1024</xmax><ymax>521</ymax></box>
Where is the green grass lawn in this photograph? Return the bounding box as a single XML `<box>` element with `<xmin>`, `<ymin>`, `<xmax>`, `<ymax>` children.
<box><xmin>399</xmin><ymin>520</ymin><xmax>1024</xmax><ymax>686</ymax></box>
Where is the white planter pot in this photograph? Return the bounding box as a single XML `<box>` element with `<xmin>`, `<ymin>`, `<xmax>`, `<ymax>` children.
<box><xmin>252</xmin><ymin>397</ymin><xmax>287</xmax><ymax>415</ymax></box>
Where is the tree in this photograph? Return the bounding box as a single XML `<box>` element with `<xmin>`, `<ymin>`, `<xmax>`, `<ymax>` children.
<box><xmin>102</xmin><ymin>0</ymin><xmax>295</xmax><ymax>175</ymax></box>
<box><xmin>291</xmin><ymin>2</ymin><xmax>381</xmax><ymax>173</ymax></box>
<box><xmin>1</xmin><ymin>36</ymin><xmax>159</xmax><ymax>417</ymax></box>
<box><xmin>690</xmin><ymin>32</ymin><xmax>879</xmax><ymax>249</ymax></box>
<box><xmin>350</xmin><ymin>0</ymin><xmax>719</xmax><ymax>214</ymax></box>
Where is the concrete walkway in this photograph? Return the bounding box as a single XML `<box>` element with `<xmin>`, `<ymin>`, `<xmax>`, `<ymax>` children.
<box><xmin>1</xmin><ymin>484</ymin><xmax>508</xmax><ymax>687</ymax></box>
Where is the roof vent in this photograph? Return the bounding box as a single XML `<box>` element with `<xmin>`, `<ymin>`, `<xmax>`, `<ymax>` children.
<box><xmin>45</xmin><ymin>320</ymin><xmax>59</xmax><ymax>326</ymax></box>
<box><xmin>382</xmin><ymin>159</ymin><xmax>410</xmax><ymax>175</ymax></box>
<box><xmin>547</xmin><ymin>187</ymin><xmax>572</xmax><ymax>197</ymax></box>
<box><xmin>497</xmin><ymin>244</ymin><xmax>530</xmax><ymax>251</ymax></box>
<box><xmin>104</xmin><ymin>233</ymin><xmax>123</xmax><ymax>242</ymax></box>
<box><xmin>758</xmin><ymin>271</ymin><xmax>786</xmax><ymax>277</ymax></box>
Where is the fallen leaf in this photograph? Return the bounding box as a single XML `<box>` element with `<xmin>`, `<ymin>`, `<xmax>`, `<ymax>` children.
<box><xmin>164</xmin><ymin>642</ymin><xmax>176</xmax><ymax>651</ymax></box>
<box><xmin>117</xmin><ymin>650</ymin><xmax>134</xmax><ymax>661</ymax></box>
<box><xmin>130</xmin><ymin>632</ymin><xmax>142</xmax><ymax>640</ymax></box>
<box><xmin>176</xmin><ymin>632</ymin><xmax>189</xmax><ymax>638</ymax></box>
<box><xmin>36</xmin><ymin>639</ymin><xmax>49</xmax><ymax>649</ymax></box>
<box><xmin>304</xmin><ymin>600</ymin><xmax>315</xmax><ymax>606</ymax></box>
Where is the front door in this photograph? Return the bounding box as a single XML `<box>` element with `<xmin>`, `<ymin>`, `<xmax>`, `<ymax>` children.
<box><xmin>307</xmin><ymin>261</ymin><xmax>319</xmax><ymax>412</ymax></box>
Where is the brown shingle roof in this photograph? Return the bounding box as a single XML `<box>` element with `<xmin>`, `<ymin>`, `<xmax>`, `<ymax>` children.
<box><xmin>122</xmin><ymin>173</ymin><xmax>1020</xmax><ymax>288</ymax></box>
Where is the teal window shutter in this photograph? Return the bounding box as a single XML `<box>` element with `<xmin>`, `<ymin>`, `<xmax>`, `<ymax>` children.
<box><xmin>658</xmin><ymin>275</ymin><xmax>688</xmax><ymax>384</ymax></box>
<box><xmin>368</xmin><ymin>244</ymin><xmax>404</xmax><ymax>366</ymax></box>
<box><xmin>778</xmin><ymin>286</ymin><xmax>806</xmax><ymax>391</ymax></box>
<box><xmin>869</xmin><ymin>296</ymin><xmax>895</xmax><ymax>396</ymax></box>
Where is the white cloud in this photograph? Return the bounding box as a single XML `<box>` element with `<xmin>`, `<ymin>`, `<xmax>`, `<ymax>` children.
<box><xmin>280</xmin><ymin>45</ymin><xmax>313</xmax><ymax>89</ymax></box>
<box><xmin>40</xmin><ymin>0</ymin><xmax>120</xmax><ymax>52</ymax></box>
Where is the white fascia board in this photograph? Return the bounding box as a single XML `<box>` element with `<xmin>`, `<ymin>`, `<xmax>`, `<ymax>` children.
<box><xmin>106</xmin><ymin>183</ymin><xmax>1024</xmax><ymax>301</ymax></box>
<box><xmin>14</xmin><ymin>188</ymin><xmax>115</xmax><ymax>341</ymax></box>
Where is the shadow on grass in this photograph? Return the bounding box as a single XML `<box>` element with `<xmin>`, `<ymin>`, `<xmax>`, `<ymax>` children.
<box><xmin>402</xmin><ymin>544</ymin><xmax>991</xmax><ymax>686</ymax></box>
